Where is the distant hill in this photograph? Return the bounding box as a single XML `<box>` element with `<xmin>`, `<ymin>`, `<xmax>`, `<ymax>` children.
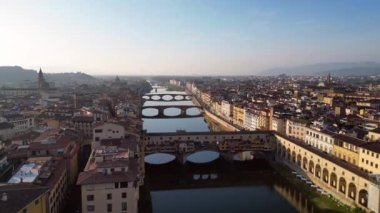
<box><xmin>0</xmin><ymin>66</ymin><xmax>96</xmax><ymax>87</ymax></box>
<box><xmin>260</xmin><ymin>62</ymin><xmax>380</xmax><ymax>76</ymax></box>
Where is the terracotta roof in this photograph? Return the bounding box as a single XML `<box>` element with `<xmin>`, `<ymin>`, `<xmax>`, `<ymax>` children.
<box><xmin>29</xmin><ymin>135</ymin><xmax>74</xmax><ymax>151</ymax></box>
<box><xmin>77</xmin><ymin>158</ymin><xmax>138</xmax><ymax>185</ymax></box>
<box><xmin>0</xmin><ymin>184</ymin><xmax>49</xmax><ymax>213</ymax></box>
<box><xmin>360</xmin><ymin>142</ymin><xmax>380</xmax><ymax>154</ymax></box>
<box><xmin>72</xmin><ymin>116</ymin><xmax>93</xmax><ymax>123</ymax></box>
<box><xmin>369</xmin><ymin>127</ymin><xmax>380</xmax><ymax>134</ymax></box>
<box><xmin>0</xmin><ymin>122</ymin><xmax>13</xmax><ymax>130</ymax></box>
<box><xmin>332</xmin><ymin>134</ymin><xmax>366</xmax><ymax>147</ymax></box>
<box><xmin>12</xmin><ymin>131</ymin><xmax>41</xmax><ymax>142</ymax></box>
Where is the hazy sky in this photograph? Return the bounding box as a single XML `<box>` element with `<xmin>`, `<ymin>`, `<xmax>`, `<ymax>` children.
<box><xmin>1</xmin><ymin>0</ymin><xmax>380</xmax><ymax>75</ymax></box>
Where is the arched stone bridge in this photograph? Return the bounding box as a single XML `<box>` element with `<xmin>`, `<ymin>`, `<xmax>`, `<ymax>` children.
<box><xmin>143</xmin><ymin>131</ymin><xmax>276</xmax><ymax>163</ymax></box>
<box><xmin>141</xmin><ymin>105</ymin><xmax>203</xmax><ymax>119</ymax></box>
<box><xmin>142</xmin><ymin>93</ymin><xmax>193</xmax><ymax>102</ymax></box>
<box><xmin>142</xmin><ymin>130</ymin><xmax>380</xmax><ymax>213</ymax></box>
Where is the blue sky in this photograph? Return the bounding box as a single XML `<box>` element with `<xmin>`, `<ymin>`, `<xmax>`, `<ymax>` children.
<box><xmin>0</xmin><ymin>0</ymin><xmax>379</xmax><ymax>75</ymax></box>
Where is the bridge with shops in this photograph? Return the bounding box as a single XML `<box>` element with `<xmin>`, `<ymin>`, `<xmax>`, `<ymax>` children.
<box><xmin>141</xmin><ymin>129</ymin><xmax>379</xmax><ymax>212</ymax></box>
<box><xmin>143</xmin><ymin>131</ymin><xmax>277</xmax><ymax>163</ymax></box>
<box><xmin>141</xmin><ymin>105</ymin><xmax>203</xmax><ymax>119</ymax></box>
<box><xmin>142</xmin><ymin>93</ymin><xmax>193</xmax><ymax>102</ymax></box>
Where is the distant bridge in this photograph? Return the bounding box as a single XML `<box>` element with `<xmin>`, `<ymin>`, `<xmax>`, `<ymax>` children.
<box><xmin>141</xmin><ymin>105</ymin><xmax>203</xmax><ymax>119</ymax></box>
<box><xmin>143</xmin><ymin>131</ymin><xmax>276</xmax><ymax>164</ymax></box>
<box><xmin>142</xmin><ymin>93</ymin><xmax>193</xmax><ymax>102</ymax></box>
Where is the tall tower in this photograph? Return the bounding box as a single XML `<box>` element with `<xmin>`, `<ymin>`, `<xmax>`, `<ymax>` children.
<box><xmin>38</xmin><ymin>68</ymin><xmax>49</xmax><ymax>90</ymax></box>
<box><xmin>327</xmin><ymin>72</ymin><xmax>331</xmax><ymax>87</ymax></box>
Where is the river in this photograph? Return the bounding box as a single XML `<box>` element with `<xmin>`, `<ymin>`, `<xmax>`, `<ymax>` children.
<box><xmin>141</xmin><ymin>87</ymin><xmax>315</xmax><ymax>213</ymax></box>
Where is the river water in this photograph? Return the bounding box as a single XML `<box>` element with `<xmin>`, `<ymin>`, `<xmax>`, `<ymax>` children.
<box><xmin>142</xmin><ymin>87</ymin><xmax>314</xmax><ymax>213</ymax></box>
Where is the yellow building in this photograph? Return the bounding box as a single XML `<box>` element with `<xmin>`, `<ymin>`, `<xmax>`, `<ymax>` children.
<box><xmin>286</xmin><ymin>118</ymin><xmax>308</xmax><ymax>141</ymax></box>
<box><xmin>0</xmin><ymin>184</ymin><xmax>49</xmax><ymax>213</ymax></box>
<box><xmin>232</xmin><ymin>104</ymin><xmax>245</xmax><ymax>127</ymax></box>
<box><xmin>332</xmin><ymin>134</ymin><xmax>364</xmax><ymax>166</ymax></box>
<box><xmin>323</xmin><ymin>97</ymin><xmax>334</xmax><ymax>106</ymax></box>
<box><xmin>276</xmin><ymin>133</ymin><xmax>380</xmax><ymax>212</ymax></box>
<box><xmin>359</xmin><ymin>142</ymin><xmax>380</xmax><ymax>174</ymax></box>
<box><xmin>257</xmin><ymin>109</ymin><xmax>271</xmax><ymax>130</ymax></box>
<box><xmin>368</xmin><ymin>128</ymin><xmax>380</xmax><ymax>142</ymax></box>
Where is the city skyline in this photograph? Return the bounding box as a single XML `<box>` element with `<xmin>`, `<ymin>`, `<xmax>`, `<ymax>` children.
<box><xmin>1</xmin><ymin>0</ymin><xmax>380</xmax><ymax>75</ymax></box>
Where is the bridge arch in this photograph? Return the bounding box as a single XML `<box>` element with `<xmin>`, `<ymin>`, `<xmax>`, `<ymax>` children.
<box><xmin>348</xmin><ymin>182</ymin><xmax>357</xmax><ymax>201</ymax></box>
<box><xmin>161</xmin><ymin>95</ymin><xmax>174</xmax><ymax>101</ymax></box>
<box><xmin>186</xmin><ymin>150</ymin><xmax>220</xmax><ymax>164</ymax></box>
<box><xmin>151</xmin><ymin>95</ymin><xmax>161</xmax><ymax>100</ymax></box>
<box><xmin>174</xmin><ymin>95</ymin><xmax>185</xmax><ymax>100</ymax></box>
<box><xmin>339</xmin><ymin>177</ymin><xmax>347</xmax><ymax>195</ymax></box>
<box><xmin>186</xmin><ymin>107</ymin><xmax>202</xmax><ymax>116</ymax></box>
<box><xmin>144</xmin><ymin>153</ymin><xmax>177</xmax><ymax>165</ymax></box>
<box><xmin>163</xmin><ymin>107</ymin><xmax>181</xmax><ymax>117</ymax></box>
<box><xmin>142</xmin><ymin>108</ymin><xmax>159</xmax><ymax>117</ymax></box>
<box><xmin>358</xmin><ymin>189</ymin><xmax>368</xmax><ymax>208</ymax></box>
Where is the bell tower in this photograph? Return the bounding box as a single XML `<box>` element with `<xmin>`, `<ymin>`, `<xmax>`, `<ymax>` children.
<box><xmin>38</xmin><ymin>68</ymin><xmax>49</xmax><ymax>90</ymax></box>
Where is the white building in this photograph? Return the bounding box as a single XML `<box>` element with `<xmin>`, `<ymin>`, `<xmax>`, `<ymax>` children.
<box><xmin>92</xmin><ymin>122</ymin><xmax>126</xmax><ymax>149</ymax></box>
<box><xmin>305</xmin><ymin>126</ymin><xmax>335</xmax><ymax>154</ymax></box>
<box><xmin>220</xmin><ymin>100</ymin><xmax>232</xmax><ymax>121</ymax></box>
<box><xmin>77</xmin><ymin>141</ymin><xmax>139</xmax><ymax>213</ymax></box>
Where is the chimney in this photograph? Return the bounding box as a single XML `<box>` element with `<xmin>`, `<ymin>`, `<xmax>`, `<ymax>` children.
<box><xmin>1</xmin><ymin>192</ymin><xmax>7</xmax><ymax>202</ymax></box>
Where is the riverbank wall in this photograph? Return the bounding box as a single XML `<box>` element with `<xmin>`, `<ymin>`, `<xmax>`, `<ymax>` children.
<box><xmin>203</xmin><ymin>109</ymin><xmax>240</xmax><ymax>132</ymax></box>
<box><xmin>187</xmin><ymin>90</ymin><xmax>241</xmax><ymax>132</ymax></box>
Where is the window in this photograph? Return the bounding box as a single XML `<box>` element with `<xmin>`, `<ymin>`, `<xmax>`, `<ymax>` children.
<box><xmin>107</xmin><ymin>204</ymin><xmax>112</xmax><ymax>212</ymax></box>
<box><xmin>95</xmin><ymin>137</ymin><xmax>99</xmax><ymax>141</ymax></box>
<box><xmin>35</xmin><ymin>198</ymin><xmax>39</xmax><ymax>205</ymax></box>
<box><xmin>121</xmin><ymin>182</ymin><xmax>128</xmax><ymax>188</ymax></box>
<box><xmin>122</xmin><ymin>202</ymin><xmax>127</xmax><ymax>211</ymax></box>
<box><xmin>107</xmin><ymin>193</ymin><xmax>112</xmax><ymax>200</ymax></box>
<box><xmin>87</xmin><ymin>195</ymin><xmax>94</xmax><ymax>201</ymax></box>
<box><xmin>115</xmin><ymin>182</ymin><xmax>119</xmax><ymax>188</ymax></box>
<box><xmin>94</xmin><ymin>129</ymin><xmax>102</xmax><ymax>133</ymax></box>
<box><xmin>122</xmin><ymin>192</ymin><xmax>127</xmax><ymax>198</ymax></box>
<box><xmin>87</xmin><ymin>205</ymin><xmax>95</xmax><ymax>212</ymax></box>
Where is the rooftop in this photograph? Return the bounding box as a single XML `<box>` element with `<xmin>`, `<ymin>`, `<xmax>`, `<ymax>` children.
<box><xmin>7</xmin><ymin>161</ymin><xmax>45</xmax><ymax>184</ymax></box>
<box><xmin>360</xmin><ymin>142</ymin><xmax>380</xmax><ymax>154</ymax></box>
<box><xmin>0</xmin><ymin>184</ymin><xmax>49</xmax><ymax>213</ymax></box>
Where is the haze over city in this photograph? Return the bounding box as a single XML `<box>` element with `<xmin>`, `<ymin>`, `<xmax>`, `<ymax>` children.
<box><xmin>1</xmin><ymin>0</ymin><xmax>380</xmax><ymax>75</ymax></box>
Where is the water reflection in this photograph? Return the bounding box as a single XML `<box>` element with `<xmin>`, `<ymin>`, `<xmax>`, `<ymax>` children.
<box><xmin>142</xmin><ymin>88</ymin><xmax>209</xmax><ymax>133</ymax></box>
<box><xmin>274</xmin><ymin>183</ymin><xmax>315</xmax><ymax>213</ymax></box>
<box><xmin>142</xmin><ymin>160</ymin><xmax>311</xmax><ymax>213</ymax></box>
<box><xmin>141</xmin><ymin>88</ymin><xmax>316</xmax><ymax>213</ymax></box>
<box><xmin>186</xmin><ymin>151</ymin><xmax>220</xmax><ymax>164</ymax></box>
<box><xmin>145</xmin><ymin>153</ymin><xmax>176</xmax><ymax>165</ymax></box>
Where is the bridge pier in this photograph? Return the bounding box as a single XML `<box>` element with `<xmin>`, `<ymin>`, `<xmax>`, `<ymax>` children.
<box><xmin>177</xmin><ymin>152</ymin><xmax>187</xmax><ymax>165</ymax></box>
<box><xmin>220</xmin><ymin>152</ymin><xmax>234</xmax><ymax>163</ymax></box>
